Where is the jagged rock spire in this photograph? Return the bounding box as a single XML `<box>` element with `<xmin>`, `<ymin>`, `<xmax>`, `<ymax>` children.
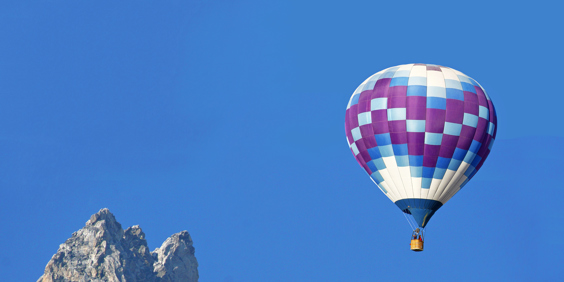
<box><xmin>38</xmin><ymin>208</ymin><xmax>198</xmax><ymax>282</ymax></box>
<box><xmin>153</xmin><ymin>231</ymin><xmax>198</xmax><ymax>281</ymax></box>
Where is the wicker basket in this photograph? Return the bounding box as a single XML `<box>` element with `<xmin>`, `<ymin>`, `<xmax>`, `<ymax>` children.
<box><xmin>410</xmin><ymin>239</ymin><xmax>424</xmax><ymax>252</ymax></box>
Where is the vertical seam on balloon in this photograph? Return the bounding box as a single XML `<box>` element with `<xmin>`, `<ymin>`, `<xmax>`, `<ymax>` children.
<box><xmin>385</xmin><ymin>66</ymin><xmax>410</xmax><ymax>200</ymax></box>
<box><xmin>406</xmin><ymin>64</ymin><xmax>425</xmax><ymax>202</ymax></box>
<box><xmin>403</xmin><ymin>64</ymin><xmax>416</xmax><ymax>200</ymax></box>
<box><xmin>427</xmin><ymin>66</ymin><xmax>446</xmax><ymax>200</ymax></box>
<box><xmin>388</xmin><ymin>64</ymin><xmax>412</xmax><ymax>199</ymax></box>
<box><xmin>421</xmin><ymin>65</ymin><xmax>433</xmax><ymax>200</ymax></box>
<box><xmin>435</xmin><ymin>70</ymin><xmax>466</xmax><ymax>202</ymax></box>
<box><xmin>430</xmin><ymin>66</ymin><xmax>456</xmax><ymax>202</ymax></box>
<box><xmin>426</xmin><ymin>66</ymin><xmax>446</xmax><ymax>200</ymax></box>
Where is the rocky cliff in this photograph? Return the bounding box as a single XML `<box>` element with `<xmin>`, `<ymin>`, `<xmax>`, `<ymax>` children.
<box><xmin>37</xmin><ymin>208</ymin><xmax>198</xmax><ymax>282</ymax></box>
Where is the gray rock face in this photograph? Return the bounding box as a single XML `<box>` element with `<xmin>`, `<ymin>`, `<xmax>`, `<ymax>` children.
<box><xmin>38</xmin><ymin>209</ymin><xmax>198</xmax><ymax>282</ymax></box>
<box><xmin>152</xmin><ymin>231</ymin><xmax>198</xmax><ymax>282</ymax></box>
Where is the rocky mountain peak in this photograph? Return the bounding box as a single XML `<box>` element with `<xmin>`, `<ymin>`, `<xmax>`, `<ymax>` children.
<box><xmin>153</xmin><ymin>231</ymin><xmax>198</xmax><ymax>281</ymax></box>
<box><xmin>38</xmin><ymin>208</ymin><xmax>198</xmax><ymax>282</ymax></box>
<box><xmin>86</xmin><ymin>208</ymin><xmax>118</xmax><ymax>226</ymax></box>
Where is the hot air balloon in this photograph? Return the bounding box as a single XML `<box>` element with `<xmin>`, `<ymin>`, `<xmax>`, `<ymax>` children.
<box><xmin>344</xmin><ymin>64</ymin><xmax>497</xmax><ymax>251</ymax></box>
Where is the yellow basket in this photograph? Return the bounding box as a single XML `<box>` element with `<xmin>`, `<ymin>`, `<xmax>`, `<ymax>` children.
<box><xmin>410</xmin><ymin>239</ymin><xmax>424</xmax><ymax>252</ymax></box>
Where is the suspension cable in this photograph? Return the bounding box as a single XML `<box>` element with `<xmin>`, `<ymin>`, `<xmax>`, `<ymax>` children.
<box><xmin>403</xmin><ymin>212</ymin><xmax>416</xmax><ymax>231</ymax></box>
<box><xmin>409</xmin><ymin>216</ymin><xmax>418</xmax><ymax>231</ymax></box>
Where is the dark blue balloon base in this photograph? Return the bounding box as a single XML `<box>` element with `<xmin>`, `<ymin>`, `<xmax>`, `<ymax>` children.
<box><xmin>394</xmin><ymin>199</ymin><xmax>443</xmax><ymax>228</ymax></box>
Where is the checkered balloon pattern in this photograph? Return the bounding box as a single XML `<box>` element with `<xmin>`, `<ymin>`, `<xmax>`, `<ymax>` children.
<box><xmin>345</xmin><ymin>64</ymin><xmax>497</xmax><ymax>220</ymax></box>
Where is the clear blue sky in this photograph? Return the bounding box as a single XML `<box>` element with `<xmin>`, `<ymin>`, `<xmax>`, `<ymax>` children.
<box><xmin>1</xmin><ymin>1</ymin><xmax>562</xmax><ymax>281</ymax></box>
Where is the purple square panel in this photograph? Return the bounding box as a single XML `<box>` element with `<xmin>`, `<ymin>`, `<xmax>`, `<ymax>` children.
<box><xmin>463</xmin><ymin>91</ymin><xmax>478</xmax><ymax>104</ymax></box>
<box><xmin>389</xmin><ymin>120</ymin><xmax>407</xmax><ymax>132</ymax></box>
<box><xmin>360</xmin><ymin>124</ymin><xmax>373</xmax><ymax>139</ymax></box>
<box><xmin>388</xmin><ymin>86</ymin><xmax>408</xmax><ymax>97</ymax></box>
<box><xmin>371</xmin><ymin>109</ymin><xmax>388</xmax><ymax>123</ymax></box>
<box><xmin>426</xmin><ymin>65</ymin><xmax>442</xmax><ymax>71</ymax></box>
<box><xmin>445</xmin><ymin>99</ymin><xmax>464</xmax><ymax>123</ymax></box>
<box><xmin>423</xmin><ymin>155</ymin><xmax>438</xmax><ymax>167</ymax></box>
<box><xmin>460</xmin><ymin>125</ymin><xmax>476</xmax><ymax>140</ymax></box>
<box><xmin>389</xmin><ymin>96</ymin><xmax>407</xmax><ymax>108</ymax></box>
<box><xmin>372</xmin><ymin>121</ymin><xmax>390</xmax><ymax>135</ymax></box>
<box><xmin>439</xmin><ymin>145</ymin><xmax>457</xmax><ymax>159</ymax></box>
<box><xmin>464</xmin><ymin>101</ymin><xmax>479</xmax><ymax>115</ymax></box>
<box><xmin>456</xmin><ymin>136</ymin><xmax>473</xmax><ymax>150</ymax></box>
<box><xmin>373</xmin><ymin>78</ymin><xmax>392</xmax><ymax>97</ymax></box>
<box><xmin>362</xmin><ymin>136</ymin><xmax>377</xmax><ymax>149</ymax></box>
<box><xmin>425</xmin><ymin>109</ymin><xmax>446</xmax><ymax>133</ymax></box>
<box><xmin>390</xmin><ymin>132</ymin><xmax>408</xmax><ymax>144</ymax></box>
<box><xmin>424</xmin><ymin>144</ymin><xmax>441</xmax><ymax>156</ymax></box>
<box><xmin>474</xmin><ymin>118</ymin><xmax>488</xmax><ymax>141</ymax></box>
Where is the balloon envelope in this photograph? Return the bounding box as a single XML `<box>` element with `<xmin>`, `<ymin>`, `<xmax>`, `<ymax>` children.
<box><xmin>345</xmin><ymin>64</ymin><xmax>497</xmax><ymax>227</ymax></box>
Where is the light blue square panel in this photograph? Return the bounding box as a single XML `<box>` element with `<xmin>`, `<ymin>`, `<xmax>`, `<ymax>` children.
<box><xmin>479</xmin><ymin>105</ymin><xmax>489</xmax><ymax>119</ymax></box>
<box><xmin>427</xmin><ymin>86</ymin><xmax>446</xmax><ymax>98</ymax></box>
<box><xmin>445</xmin><ymin>79</ymin><xmax>463</xmax><ymax>90</ymax></box>
<box><xmin>395</xmin><ymin>155</ymin><xmax>409</xmax><ymax>166</ymax></box>
<box><xmin>371</xmin><ymin>171</ymin><xmax>384</xmax><ymax>184</ymax></box>
<box><xmin>425</xmin><ymin>132</ymin><xmax>443</xmax><ymax>146</ymax></box>
<box><xmin>488</xmin><ymin>122</ymin><xmax>495</xmax><ymax>135</ymax></box>
<box><xmin>387</xmin><ymin>108</ymin><xmax>406</xmax><ymax>121</ymax></box>
<box><xmin>463</xmin><ymin>113</ymin><xmax>478</xmax><ymax>128</ymax></box>
<box><xmin>421</xmin><ymin>177</ymin><xmax>432</xmax><ymax>189</ymax></box>
<box><xmin>378</xmin><ymin>144</ymin><xmax>394</xmax><ymax>158</ymax></box>
<box><xmin>406</xmin><ymin>120</ymin><xmax>425</xmax><ymax>132</ymax></box>
<box><xmin>372</xmin><ymin>158</ymin><xmax>386</xmax><ymax>170</ymax></box>
<box><xmin>371</xmin><ymin>97</ymin><xmax>388</xmax><ymax>110</ymax></box>
<box><xmin>394</xmin><ymin>70</ymin><xmax>411</xmax><ymax>77</ymax></box>
<box><xmin>433</xmin><ymin>168</ymin><xmax>447</xmax><ymax>179</ymax></box>
<box><xmin>463</xmin><ymin>151</ymin><xmax>477</xmax><ymax>163</ymax></box>
<box><xmin>358</xmin><ymin>111</ymin><xmax>372</xmax><ymax>126</ymax></box>
<box><xmin>444</xmin><ymin>122</ymin><xmax>462</xmax><ymax>136</ymax></box>
<box><xmin>457</xmin><ymin>75</ymin><xmax>473</xmax><ymax>84</ymax></box>
<box><xmin>408</xmin><ymin>76</ymin><xmax>426</xmax><ymax>86</ymax></box>
<box><xmin>410</xmin><ymin>166</ymin><xmax>422</xmax><ymax>177</ymax></box>
<box><xmin>350</xmin><ymin>94</ymin><xmax>360</xmax><ymax>105</ymax></box>
<box><xmin>448</xmin><ymin>159</ymin><xmax>462</xmax><ymax>170</ymax></box>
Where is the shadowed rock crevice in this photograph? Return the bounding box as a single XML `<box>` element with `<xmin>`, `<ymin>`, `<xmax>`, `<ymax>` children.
<box><xmin>37</xmin><ymin>208</ymin><xmax>198</xmax><ymax>282</ymax></box>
